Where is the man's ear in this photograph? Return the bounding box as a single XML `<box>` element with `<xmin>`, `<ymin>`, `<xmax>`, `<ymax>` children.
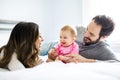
<box><xmin>100</xmin><ymin>36</ymin><xmax>108</xmax><ymax>40</ymax></box>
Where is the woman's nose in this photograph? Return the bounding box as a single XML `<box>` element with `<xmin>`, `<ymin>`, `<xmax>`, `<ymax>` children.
<box><xmin>41</xmin><ymin>36</ymin><xmax>44</xmax><ymax>42</ymax></box>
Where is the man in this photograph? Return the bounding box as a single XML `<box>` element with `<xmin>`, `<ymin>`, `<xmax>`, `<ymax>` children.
<box><xmin>40</xmin><ymin>15</ymin><xmax>118</xmax><ymax>63</ymax></box>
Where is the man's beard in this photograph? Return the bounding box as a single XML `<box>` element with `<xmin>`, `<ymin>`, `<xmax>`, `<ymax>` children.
<box><xmin>84</xmin><ymin>37</ymin><xmax>100</xmax><ymax>46</ymax></box>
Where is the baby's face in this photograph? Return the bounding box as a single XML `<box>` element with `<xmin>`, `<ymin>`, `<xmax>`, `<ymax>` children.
<box><xmin>60</xmin><ymin>31</ymin><xmax>75</xmax><ymax>47</ymax></box>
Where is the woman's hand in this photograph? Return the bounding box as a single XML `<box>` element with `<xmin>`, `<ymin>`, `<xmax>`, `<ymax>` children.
<box><xmin>37</xmin><ymin>58</ymin><xmax>44</xmax><ymax>65</ymax></box>
<box><xmin>48</xmin><ymin>48</ymin><xmax>58</xmax><ymax>60</ymax></box>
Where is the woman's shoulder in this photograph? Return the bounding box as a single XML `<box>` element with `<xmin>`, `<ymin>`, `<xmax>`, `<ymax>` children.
<box><xmin>0</xmin><ymin>48</ymin><xmax>5</xmax><ymax>59</ymax></box>
<box><xmin>7</xmin><ymin>52</ymin><xmax>25</xmax><ymax>71</ymax></box>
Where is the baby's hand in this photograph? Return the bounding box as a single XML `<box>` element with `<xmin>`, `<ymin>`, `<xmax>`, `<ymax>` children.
<box><xmin>57</xmin><ymin>55</ymin><xmax>70</xmax><ymax>63</ymax></box>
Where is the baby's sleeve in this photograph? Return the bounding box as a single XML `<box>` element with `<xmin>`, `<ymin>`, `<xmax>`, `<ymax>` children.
<box><xmin>71</xmin><ymin>42</ymin><xmax>79</xmax><ymax>54</ymax></box>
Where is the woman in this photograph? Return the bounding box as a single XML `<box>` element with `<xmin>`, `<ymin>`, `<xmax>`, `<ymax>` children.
<box><xmin>0</xmin><ymin>22</ymin><xmax>44</xmax><ymax>71</ymax></box>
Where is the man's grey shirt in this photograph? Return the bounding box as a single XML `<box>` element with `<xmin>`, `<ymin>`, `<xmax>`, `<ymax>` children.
<box><xmin>76</xmin><ymin>41</ymin><xmax>117</xmax><ymax>61</ymax></box>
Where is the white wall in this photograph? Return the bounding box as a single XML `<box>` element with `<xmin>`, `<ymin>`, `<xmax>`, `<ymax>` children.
<box><xmin>0</xmin><ymin>0</ymin><xmax>44</xmax><ymax>47</ymax></box>
<box><xmin>0</xmin><ymin>0</ymin><xmax>82</xmax><ymax>47</ymax></box>
<box><xmin>0</xmin><ymin>0</ymin><xmax>44</xmax><ymax>23</ymax></box>
<box><xmin>41</xmin><ymin>0</ymin><xmax>82</xmax><ymax>42</ymax></box>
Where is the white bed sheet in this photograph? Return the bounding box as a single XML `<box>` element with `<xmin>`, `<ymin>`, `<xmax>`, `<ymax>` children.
<box><xmin>0</xmin><ymin>56</ymin><xmax>120</xmax><ymax>80</ymax></box>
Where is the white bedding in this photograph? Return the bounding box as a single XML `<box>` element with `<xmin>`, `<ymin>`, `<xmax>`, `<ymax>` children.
<box><xmin>0</xmin><ymin>56</ymin><xmax>120</xmax><ymax>80</ymax></box>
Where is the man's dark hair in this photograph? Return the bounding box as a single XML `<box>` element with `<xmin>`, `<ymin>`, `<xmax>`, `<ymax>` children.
<box><xmin>92</xmin><ymin>15</ymin><xmax>115</xmax><ymax>37</ymax></box>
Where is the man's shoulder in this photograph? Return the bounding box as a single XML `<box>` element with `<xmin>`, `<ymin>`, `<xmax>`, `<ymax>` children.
<box><xmin>98</xmin><ymin>41</ymin><xmax>110</xmax><ymax>48</ymax></box>
<box><xmin>75</xmin><ymin>26</ymin><xmax>85</xmax><ymax>43</ymax></box>
<box><xmin>95</xmin><ymin>41</ymin><xmax>114</xmax><ymax>54</ymax></box>
<box><xmin>75</xmin><ymin>40</ymin><xmax>83</xmax><ymax>45</ymax></box>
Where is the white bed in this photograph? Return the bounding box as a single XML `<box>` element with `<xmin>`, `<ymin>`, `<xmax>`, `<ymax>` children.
<box><xmin>0</xmin><ymin>56</ymin><xmax>120</xmax><ymax>80</ymax></box>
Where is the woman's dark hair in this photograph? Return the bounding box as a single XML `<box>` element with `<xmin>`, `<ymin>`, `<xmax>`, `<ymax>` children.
<box><xmin>0</xmin><ymin>22</ymin><xmax>40</xmax><ymax>68</ymax></box>
<box><xmin>92</xmin><ymin>15</ymin><xmax>115</xmax><ymax>37</ymax></box>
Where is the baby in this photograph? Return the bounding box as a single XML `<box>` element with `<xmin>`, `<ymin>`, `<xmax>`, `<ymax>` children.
<box><xmin>46</xmin><ymin>25</ymin><xmax>79</xmax><ymax>63</ymax></box>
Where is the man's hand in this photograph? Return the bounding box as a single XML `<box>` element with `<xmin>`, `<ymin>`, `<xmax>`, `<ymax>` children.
<box><xmin>63</xmin><ymin>54</ymin><xmax>95</xmax><ymax>63</ymax></box>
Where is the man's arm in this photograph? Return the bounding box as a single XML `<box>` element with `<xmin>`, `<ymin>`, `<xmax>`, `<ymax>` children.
<box><xmin>64</xmin><ymin>54</ymin><xmax>96</xmax><ymax>63</ymax></box>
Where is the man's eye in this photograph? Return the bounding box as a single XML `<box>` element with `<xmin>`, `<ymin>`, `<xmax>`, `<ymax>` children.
<box><xmin>90</xmin><ymin>33</ymin><xmax>94</xmax><ymax>36</ymax></box>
